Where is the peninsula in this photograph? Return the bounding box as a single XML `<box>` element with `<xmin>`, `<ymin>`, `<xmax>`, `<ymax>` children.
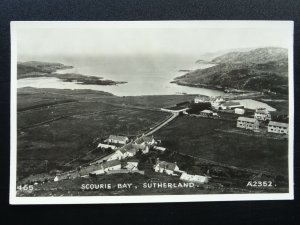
<box><xmin>17</xmin><ymin>61</ymin><xmax>127</xmax><ymax>86</ymax></box>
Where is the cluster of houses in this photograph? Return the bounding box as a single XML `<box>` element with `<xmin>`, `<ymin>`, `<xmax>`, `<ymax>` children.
<box><xmin>194</xmin><ymin>96</ymin><xmax>243</xmax><ymax>112</ymax></box>
<box><xmin>237</xmin><ymin>108</ymin><xmax>288</xmax><ymax>134</ymax></box>
<box><xmin>153</xmin><ymin>158</ymin><xmax>209</xmax><ymax>184</ymax></box>
<box><xmin>54</xmin><ymin>135</ymin><xmax>165</xmax><ymax>182</ymax></box>
<box><xmin>194</xmin><ymin>95</ymin><xmax>288</xmax><ymax>135</ymax></box>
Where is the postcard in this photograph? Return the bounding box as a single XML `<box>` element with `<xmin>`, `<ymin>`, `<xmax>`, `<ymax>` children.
<box><xmin>10</xmin><ymin>21</ymin><xmax>294</xmax><ymax>204</ymax></box>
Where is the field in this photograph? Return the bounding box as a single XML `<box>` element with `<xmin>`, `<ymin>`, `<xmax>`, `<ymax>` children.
<box><xmin>16</xmin><ymin>87</ymin><xmax>289</xmax><ymax>192</ymax></box>
<box><xmin>154</xmin><ymin>116</ymin><xmax>289</xmax><ymax>176</ymax></box>
<box><xmin>17</xmin><ymin>88</ymin><xmax>171</xmax><ymax>181</ymax></box>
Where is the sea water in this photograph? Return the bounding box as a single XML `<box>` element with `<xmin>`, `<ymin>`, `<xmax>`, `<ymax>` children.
<box><xmin>17</xmin><ymin>55</ymin><xmax>224</xmax><ymax>97</ymax></box>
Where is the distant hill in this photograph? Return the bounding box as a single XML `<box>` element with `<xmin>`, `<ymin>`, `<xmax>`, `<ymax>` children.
<box><xmin>195</xmin><ymin>48</ymin><xmax>254</xmax><ymax>62</ymax></box>
<box><xmin>173</xmin><ymin>47</ymin><xmax>289</xmax><ymax>94</ymax></box>
<box><xmin>212</xmin><ymin>47</ymin><xmax>288</xmax><ymax>65</ymax></box>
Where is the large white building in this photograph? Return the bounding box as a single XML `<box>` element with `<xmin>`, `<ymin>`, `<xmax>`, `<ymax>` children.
<box><xmin>107</xmin><ymin>135</ymin><xmax>129</xmax><ymax>145</ymax></box>
<box><xmin>194</xmin><ymin>95</ymin><xmax>210</xmax><ymax>103</ymax></box>
<box><xmin>268</xmin><ymin>121</ymin><xmax>288</xmax><ymax>134</ymax></box>
<box><xmin>237</xmin><ymin>117</ymin><xmax>259</xmax><ymax>130</ymax></box>
<box><xmin>180</xmin><ymin>173</ymin><xmax>209</xmax><ymax>184</ymax></box>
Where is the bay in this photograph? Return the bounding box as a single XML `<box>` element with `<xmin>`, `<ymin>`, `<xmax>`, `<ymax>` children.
<box><xmin>18</xmin><ymin>55</ymin><xmax>224</xmax><ymax>97</ymax></box>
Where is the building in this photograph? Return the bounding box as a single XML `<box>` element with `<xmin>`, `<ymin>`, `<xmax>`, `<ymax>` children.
<box><xmin>97</xmin><ymin>143</ymin><xmax>117</xmax><ymax>150</ymax></box>
<box><xmin>153</xmin><ymin>146</ymin><xmax>166</xmax><ymax>152</ymax></box>
<box><xmin>221</xmin><ymin>101</ymin><xmax>244</xmax><ymax>110</ymax></box>
<box><xmin>199</xmin><ymin>109</ymin><xmax>214</xmax><ymax>117</ymax></box>
<box><xmin>254</xmin><ymin>108</ymin><xmax>271</xmax><ymax>121</ymax></box>
<box><xmin>180</xmin><ymin>173</ymin><xmax>209</xmax><ymax>184</ymax></box>
<box><xmin>125</xmin><ymin>159</ymin><xmax>139</xmax><ymax>171</ymax></box>
<box><xmin>107</xmin><ymin>135</ymin><xmax>129</xmax><ymax>145</ymax></box>
<box><xmin>210</xmin><ymin>96</ymin><xmax>225</xmax><ymax>109</ymax></box>
<box><xmin>237</xmin><ymin>117</ymin><xmax>259</xmax><ymax>130</ymax></box>
<box><xmin>268</xmin><ymin>121</ymin><xmax>288</xmax><ymax>134</ymax></box>
<box><xmin>194</xmin><ymin>95</ymin><xmax>210</xmax><ymax>103</ymax></box>
<box><xmin>234</xmin><ymin>108</ymin><xmax>245</xmax><ymax>115</ymax></box>
<box><xmin>90</xmin><ymin>159</ymin><xmax>122</xmax><ymax>175</ymax></box>
<box><xmin>136</xmin><ymin>136</ymin><xmax>155</xmax><ymax>146</ymax></box>
<box><xmin>107</xmin><ymin>150</ymin><xmax>125</xmax><ymax>161</ymax></box>
<box><xmin>124</xmin><ymin>147</ymin><xmax>138</xmax><ymax>157</ymax></box>
<box><xmin>153</xmin><ymin>159</ymin><xmax>180</xmax><ymax>175</ymax></box>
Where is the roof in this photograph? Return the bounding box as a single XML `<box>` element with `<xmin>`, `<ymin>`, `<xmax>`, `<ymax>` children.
<box><xmin>222</xmin><ymin>101</ymin><xmax>241</xmax><ymax>107</ymax></box>
<box><xmin>142</xmin><ymin>136</ymin><xmax>154</xmax><ymax>142</ymax></box>
<box><xmin>201</xmin><ymin>109</ymin><xmax>213</xmax><ymax>114</ymax></box>
<box><xmin>268</xmin><ymin>121</ymin><xmax>289</xmax><ymax>128</ymax></box>
<box><xmin>237</xmin><ymin>117</ymin><xmax>257</xmax><ymax>123</ymax></box>
<box><xmin>255</xmin><ymin>108</ymin><xmax>269</xmax><ymax>113</ymax></box>
<box><xmin>157</xmin><ymin>161</ymin><xmax>177</xmax><ymax>171</ymax></box>
<box><xmin>108</xmin><ymin>135</ymin><xmax>128</xmax><ymax>142</ymax></box>
<box><xmin>127</xmin><ymin>148</ymin><xmax>137</xmax><ymax>154</ymax></box>
<box><xmin>135</xmin><ymin>136</ymin><xmax>154</xmax><ymax>144</ymax></box>
<box><xmin>102</xmin><ymin>159</ymin><xmax>121</xmax><ymax>168</ymax></box>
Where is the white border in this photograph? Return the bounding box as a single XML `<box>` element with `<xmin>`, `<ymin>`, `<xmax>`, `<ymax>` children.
<box><xmin>10</xmin><ymin>21</ymin><xmax>294</xmax><ymax>204</ymax></box>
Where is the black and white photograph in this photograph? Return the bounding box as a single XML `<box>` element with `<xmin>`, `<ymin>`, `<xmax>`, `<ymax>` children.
<box><xmin>10</xmin><ymin>21</ymin><xmax>294</xmax><ymax>204</ymax></box>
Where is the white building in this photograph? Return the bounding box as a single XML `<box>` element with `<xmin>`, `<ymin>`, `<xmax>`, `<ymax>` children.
<box><xmin>136</xmin><ymin>136</ymin><xmax>155</xmax><ymax>146</ymax></box>
<box><xmin>125</xmin><ymin>159</ymin><xmax>139</xmax><ymax>171</ymax></box>
<box><xmin>237</xmin><ymin>117</ymin><xmax>259</xmax><ymax>130</ymax></box>
<box><xmin>194</xmin><ymin>95</ymin><xmax>210</xmax><ymax>103</ymax></box>
<box><xmin>211</xmin><ymin>96</ymin><xmax>225</xmax><ymax>109</ymax></box>
<box><xmin>180</xmin><ymin>173</ymin><xmax>209</xmax><ymax>184</ymax></box>
<box><xmin>254</xmin><ymin>108</ymin><xmax>271</xmax><ymax>121</ymax></box>
<box><xmin>107</xmin><ymin>135</ymin><xmax>129</xmax><ymax>145</ymax></box>
<box><xmin>153</xmin><ymin>160</ymin><xmax>180</xmax><ymax>175</ymax></box>
<box><xmin>234</xmin><ymin>108</ymin><xmax>245</xmax><ymax>115</ymax></box>
<box><xmin>97</xmin><ymin>143</ymin><xmax>117</xmax><ymax>150</ymax></box>
<box><xmin>221</xmin><ymin>101</ymin><xmax>244</xmax><ymax>110</ymax></box>
<box><xmin>107</xmin><ymin>150</ymin><xmax>125</xmax><ymax>161</ymax></box>
<box><xmin>153</xmin><ymin>146</ymin><xmax>166</xmax><ymax>152</ymax></box>
<box><xmin>268</xmin><ymin>121</ymin><xmax>288</xmax><ymax>134</ymax></box>
<box><xmin>90</xmin><ymin>159</ymin><xmax>122</xmax><ymax>175</ymax></box>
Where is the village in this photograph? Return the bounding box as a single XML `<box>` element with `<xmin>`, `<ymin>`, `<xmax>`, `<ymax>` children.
<box><xmin>17</xmin><ymin>91</ymin><xmax>289</xmax><ymax>195</ymax></box>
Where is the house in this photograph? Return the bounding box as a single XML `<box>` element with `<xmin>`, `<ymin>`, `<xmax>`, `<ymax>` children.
<box><xmin>210</xmin><ymin>96</ymin><xmax>226</xmax><ymax>109</ymax></box>
<box><xmin>237</xmin><ymin>117</ymin><xmax>259</xmax><ymax>130</ymax></box>
<box><xmin>107</xmin><ymin>150</ymin><xmax>125</xmax><ymax>161</ymax></box>
<box><xmin>136</xmin><ymin>136</ymin><xmax>155</xmax><ymax>146</ymax></box>
<box><xmin>90</xmin><ymin>159</ymin><xmax>122</xmax><ymax>175</ymax></box>
<box><xmin>234</xmin><ymin>108</ymin><xmax>245</xmax><ymax>115</ymax></box>
<box><xmin>254</xmin><ymin>108</ymin><xmax>271</xmax><ymax>121</ymax></box>
<box><xmin>194</xmin><ymin>95</ymin><xmax>210</xmax><ymax>103</ymax></box>
<box><xmin>107</xmin><ymin>135</ymin><xmax>129</xmax><ymax>145</ymax></box>
<box><xmin>153</xmin><ymin>159</ymin><xmax>180</xmax><ymax>175</ymax></box>
<box><xmin>97</xmin><ymin>143</ymin><xmax>117</xmax><ymax>150</ymax></box>
<box><xmin>268</xmin><ymin>121</ymin><xmax>288</xmax><ymax>134</ymax></box>
<box><xmin>153</xmin><ymin>146</ymin><xmax>166</xmax><ymax>152</ymax></box>
<box><xmin>124</xmin><ymin>147</ymin><xmax>138</xmax><ymax>157</ymax></box>
<box><xmin>180</xmin><ymin>173</ymin><xmax>209</xmax><ymax>184</ymax></box>
<box><xmin>199</xmin><ymin>109</ymin><xmax>214</xmax><ymax>117</ymax></box>
<box><xmin>125</xmin><ymin>159</ymin><xmax>139</xmax><ymax>171</ymax></box>
<box><xmin>221</xmin><ymin>101</ymin><xmax>244</xmax><ymax>110</ymax></box>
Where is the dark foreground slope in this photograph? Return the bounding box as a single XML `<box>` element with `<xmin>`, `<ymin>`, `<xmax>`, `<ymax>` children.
<box><xmin>173</xmin><ymin>47</ymin><xmax>289</xmax><ymax>94</ymax></box>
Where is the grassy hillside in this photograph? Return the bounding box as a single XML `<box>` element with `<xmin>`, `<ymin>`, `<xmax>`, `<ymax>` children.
<box><xmin>173</xmin><ymin>47</ymin><xmax>289</xmax><ymax>94</ymax></box>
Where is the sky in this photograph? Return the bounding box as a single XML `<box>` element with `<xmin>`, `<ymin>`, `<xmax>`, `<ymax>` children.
<box><xmin>14</xmin><ymin>21</ymin><xmax>293</xmax><ymax>60</ymax></box>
